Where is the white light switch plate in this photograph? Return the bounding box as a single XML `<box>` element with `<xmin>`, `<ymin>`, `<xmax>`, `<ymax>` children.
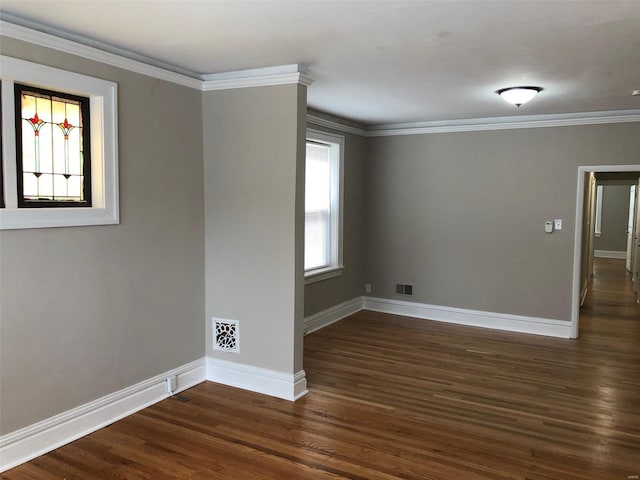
<box><xmin>554</xmin><ymin>219</ymin><xmax>562</xmax><ymax>230</ymax></box>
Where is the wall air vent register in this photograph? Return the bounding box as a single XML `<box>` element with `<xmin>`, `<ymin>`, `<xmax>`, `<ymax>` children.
<box><xmin>213</xmin><ymin>318</ymin><xmax>239</xmax><ymax>353</ymax></box>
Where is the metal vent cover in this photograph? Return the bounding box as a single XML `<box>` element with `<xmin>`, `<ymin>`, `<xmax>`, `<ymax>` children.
<box><xmin>213</xmin><ymin>318</ymin><xmax>239</xmax><ymax>353</ymax></box>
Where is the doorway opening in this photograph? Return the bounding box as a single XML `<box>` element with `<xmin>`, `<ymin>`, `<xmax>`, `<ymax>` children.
<box><xmin>571</xmin><ymin>165</ymin><xmax>640</xmax><ymax>338</ymax></box>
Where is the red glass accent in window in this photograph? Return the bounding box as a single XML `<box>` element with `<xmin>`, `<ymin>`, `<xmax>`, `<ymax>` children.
<box><xmin>58</xmin><ymin>118</ymin><xmax>75</xmax><ymax>139</ymax></box>
<box><xmin>27</xmin><ymin>113</ymin><xmax>45</xmax><ymax>136</ymax></box>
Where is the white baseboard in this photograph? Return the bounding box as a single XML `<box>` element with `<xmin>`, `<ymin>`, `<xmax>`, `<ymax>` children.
<box><xmin>304</xmin><ymin>297</ymin><xmax>363</xmax><ymax>335</ymax></box>
<box><xmin>0</xmin><ymin>358</ymin><xmax>206</xmax><ymax>473</ymax></box>
<box><xmin>363</xmin><ymin>297</ymin><xmax>572</xmax><ymax>338</ymax></box>
<box><xmin>594</xmin><ymin>250</ymin><xmax>627</xmax><ymax>259</ymax></box>
<box><xmin>1</xmin><ymin>293</ymin><xmax>573</xmax><ymax>473</ymax></box>
<box><xmin>206</xmin><ymin>357</ymin><xmax>308</xmax><ymax>401</ymax></box>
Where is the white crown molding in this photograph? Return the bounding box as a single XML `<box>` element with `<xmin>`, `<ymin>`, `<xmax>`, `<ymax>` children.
<box><xmin>365</xmin><ymin>110</ymin><xmax>640</xmax><ymax>136</ymax></box>
<box><xmin>307</xmin><ymin>113</ymin><xmax>368</xmax><ymax>136</ymax></box>
<box><xmin>0</xmin><ymin>19</ymin><xmax>202</xmax><ymax>89</ymax></box>
<box><xmin>202</xmin><ymin>64</ymin><xmax>313</xmax><ymax>91</ymax></box>
<box><xmin>3</xmin><ymin>19</ymin><xmax>637</xmax><ymax>133</ymax></box>
<box><xmin>0</xmin><ymin>358</ymin><xmax>206</xmax><ymax>472</ymax></box>
<box><xmin>0</xmin><ymin>20</ymin><xmax>312</xmax><ymax>91</ymax></box>
<box><xmin>308</xmin><ymin>109</ymin><xmax>640</xmax><ymax>138</ymax></box>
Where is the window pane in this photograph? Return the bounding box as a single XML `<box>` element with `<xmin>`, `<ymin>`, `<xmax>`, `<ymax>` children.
<box><xmin>67</xmin><ymin>175</ymin><xmax>82</xmax><ymax>198</ymax></box>
<box><xmin>38</xmin><ymin>173</ymin><xmax>54</xmax><ymax>198</ymax></box>
<box><xmin>17</xmin><ymin>86</ymin><xmax>90</xmax><ymax>204</ymax></box>
<box><xmin>67</xmin><ymin>128</ymin><xmax>82</xmax><ymax>175</ymax></box>
<box><xmin>38</xmin><ymin>122</ymin><xmax>53</xmax><ymax>174</ymax></box>
<box><xmin>23</xmin><ymin>172</ymin><xmax>38</xmax><ymax>198</ymax></box>
<box><xmin>305</xmin><ymin>143</ymin><xmax>331</xmax><ymax>211</ymax></box>
<box><xmin>305</xmin><ymin>142</ymin><xmax>331</xmax><ymax>270</ymax></box>
<box><xmin>51</xmin><ymin>99</ymin><xmax>67</xmax><ymax>124</ymax></box>
<box><xmin>52</xmin><ymin>126</ymin><xmax>66</xmax><ymax>174</ymax></box>
<box><xmin>21</xmin><ymin>122</ymin><xmax>36</xmax><ymax>173</ymax></box>
<box><xmin>305</xmin><ymin>210</ymin><xmax>329</xmax><ymax>270</ymax></box>
<box><xmin>53</xmin><ymin>173</ymin><xmax>68</xmax><ymax>198</ymax></box>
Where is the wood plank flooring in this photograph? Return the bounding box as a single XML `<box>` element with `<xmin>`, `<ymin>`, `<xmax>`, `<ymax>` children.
<box><xmin>3</xmin><ymin>258</ymin><xmax>639</xmax><ymax>479</ymax></box>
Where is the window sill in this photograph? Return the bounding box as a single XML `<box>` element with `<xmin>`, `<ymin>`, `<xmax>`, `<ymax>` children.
<box><xmin>0</xmin><ymin>56</ymin><xmax>119</xmax><ymax>231</ymax></box>
<box><xmin>0</xmin><ymin>206</ymin><xmax>119</xmax><ymax>230</ymax></box>
<box><xmin>305</xmin><ymin>265</ymin><xmax>344</xmax><ymax>285</ymax></box>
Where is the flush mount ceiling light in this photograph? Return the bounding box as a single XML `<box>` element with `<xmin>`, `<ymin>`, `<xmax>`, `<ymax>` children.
<box><xmin>496</xmin><ymin>86</ymin><xmax>543</xmax><ymax>107</ymax></box>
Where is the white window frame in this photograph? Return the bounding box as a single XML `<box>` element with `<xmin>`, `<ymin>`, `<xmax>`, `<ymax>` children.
<box><xmin>304</xmin><ymin>129</ymin><xmax>344</xmax><ymax>285</ymax></box>
<box><xmin>0</xmin><ymin>56</ymin><xmax>119</xmax><ymax>229</ymax></box>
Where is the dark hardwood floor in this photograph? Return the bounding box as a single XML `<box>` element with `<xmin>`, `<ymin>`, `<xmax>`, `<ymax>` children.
<box><xmin>3</xmin><ymin>258</ymin><xmax>639</xmax><ymax>479</ymax></box>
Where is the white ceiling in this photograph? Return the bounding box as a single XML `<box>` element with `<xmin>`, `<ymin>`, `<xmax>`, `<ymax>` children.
<box><xmin>1</xmin><ymin>0</ymin><xmax>639</xmax><ymax>126</ymax></box>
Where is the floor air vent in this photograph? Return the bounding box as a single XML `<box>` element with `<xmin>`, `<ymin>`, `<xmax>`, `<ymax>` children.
<box><xmin>213</xmin><ymin>318</ymin><xmax>239</xmax><ymax>353</ymax></box>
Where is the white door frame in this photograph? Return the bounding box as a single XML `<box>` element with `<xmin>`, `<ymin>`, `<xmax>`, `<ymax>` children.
<box><xmin>571</xmin><ymin>164</ymin><xmax>640</xmax><ymax>338</ymax></box>
<box><xmin>626</xmin><ymin>184</ymin><xmax>636</xmax><ymax>272</ymax></box>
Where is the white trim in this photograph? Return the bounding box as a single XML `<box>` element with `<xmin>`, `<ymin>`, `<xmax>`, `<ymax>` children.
<box><xmin>594</xmin><ymin>250</ymin><xmax>627</xmax><ymax>259</ymax></box>
<box><xmin>305</xmin><ymin>265</ymin><xmax>344</xmax><ymax>285</ymax></box>
<box><xmin>307</xmin><ymin>113</ymin><xmax>368</xmax><ymax>136</ymax></box>
<box><xmin>571</xmin><ymin>165</ymin><xmax>640</xmax><ymax>339</ymax></box>
<box><xmin>0</xmin><ymin>358</ymin><xmax>206</xmax><ymax>473</ymax></box>
<box><xmin>365</xmin><ymin>110</ymin><xmax>640</xmax><ymax>136</ymax></box>
<box><xmin>202</xmin><ymin>72</ymin><xmax>311</xmax><ymax>91</ymax></box>
<box><xmin>0</xmin><ymin>56</ymin><xmax>119</xmax><ymax>230</ymax></box>
<box><xmin>594</xmin><ymin>185</ymin><xmax>604</xmax><ymax>236</ymax></box>
<box><xmin>0</xmin><ymin>20</ymin><xmax>312</xmax><ymax>91</ymax></box>
<box><xmin>3</xmin><ymin>19</ymin><xmax>638</xmax><ymax>132</ymax></box>
<box><xmin>306</xmin><ymin>111</ymin><xmax>640</xmax><ymax>137</ymax></box>
<box><xmin>363</xmin><ymin>297</ymin><xmax>572</xmax><ymax>338</ymax></box>
<box><xmin>1</xmin><ymin>80</ymin><xmax>18</xmax><ymax>209</ymax></box>
<box><xmin>0</xmin><ymin>19</ymin><xmax>201</xmax><ymax>89</ymax></box>
<box><xmin>304</xmin><ymin>297</ymin><xmax>363</xmax><ymax>334</ymax></box>
<box><xmin>206</xmin><ymin>358</ymin><xmax>308</xmax><ymax>401</ymax></box>
<box><xmin>202</xmin><ymin>64</ymin><xmax>312</xmax><ymax>91</ymax></box>
<box><xmin>305</xmin><ymin>129</ymin><xmax>344</xmax><ymax>274</ymax></box>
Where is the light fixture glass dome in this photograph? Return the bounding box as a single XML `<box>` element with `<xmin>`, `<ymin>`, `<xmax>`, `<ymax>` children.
<box><xmin>497</xmin><ymin>86</ymin><xmax>543</xmax><ymax>107</ymax></box>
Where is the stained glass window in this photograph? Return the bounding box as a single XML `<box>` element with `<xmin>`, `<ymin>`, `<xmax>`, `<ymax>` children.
<box><xmin>15</xmin><ymin>84</ymin><xmax>91</xmax><ymax>207</ymax></box>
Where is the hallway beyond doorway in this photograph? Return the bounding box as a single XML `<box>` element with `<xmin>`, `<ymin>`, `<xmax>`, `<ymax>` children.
<box><xmin>580</xmin><ymin>257</ymin><xmax>640</xmax><ymax>343</ymax></box>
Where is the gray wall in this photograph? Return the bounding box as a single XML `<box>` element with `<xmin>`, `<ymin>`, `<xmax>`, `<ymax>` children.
<box><xmin>0</xmin><ymin>38</ymin><xmax>205</xmax><ymax>434</ymax></box>
<box><xmin>3</xmin><ymin>33</ymin><xmax>639</xmax><ymax>442</ymax></box>
<box><xmin>594</xmin><ymin>183</ymin><xmax>632</xmax><ymax>252</ymax></box>
<box><xmin>365</xmin><ymin>123</ymin><xmax>640</xmax><ymax>321</ymax></box>
<box><xmin>203</xmin><ymin>84</ymin><xmax>307</xmax><ymax>374</ymax></box>
<box><xmin>304</xmin><ymin>123</ymin><xmax>366</xmax><ymax>317</ymax></box>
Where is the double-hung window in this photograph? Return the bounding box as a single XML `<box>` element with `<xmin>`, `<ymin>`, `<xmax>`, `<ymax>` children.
<box><xmin>0</xmin><ymin>56</ymin><xmax>118</xmax><ymax>229</ymax></box>
<box><xmin>304</xmin><ymin>129</ymin><xmax>344</xmax><ymax>283</ymax></box>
